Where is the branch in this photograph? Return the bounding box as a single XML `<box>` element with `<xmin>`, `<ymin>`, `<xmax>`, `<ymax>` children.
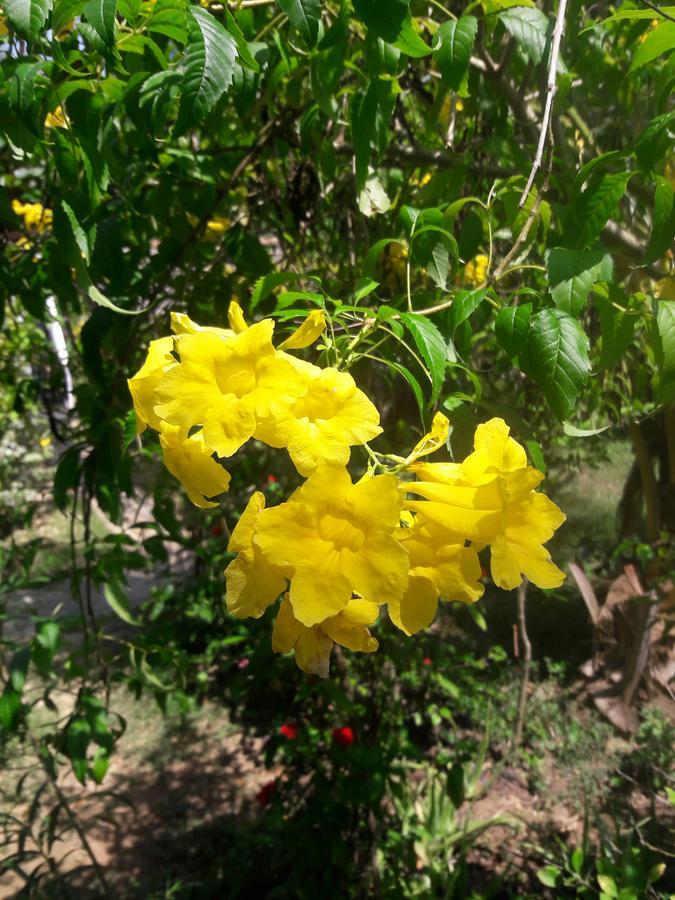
<box><xmin>637</xmin><ymin>0</ymin><xmax>675</xmax><ymax>23</ymax></box>
<box><xmin>519</xmin><ymin>0</ymin><xmax>569</xmax><ymax>206</ymax></box>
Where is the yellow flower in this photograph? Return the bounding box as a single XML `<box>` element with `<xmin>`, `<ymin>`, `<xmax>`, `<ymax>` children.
<box><xmin>127</xmin><ymin>336</ymin><xmax>176</xmax><ymax>433</ymax></box>
<box><xmin>0</xmin><ymin>16</ymin><xmax>8</xmax><ymax>36</ymax></box>
<box><xmin>170</xmin><ymin>311</ymin><xmax>233</xmax><ymax>338</ymax></box>
<box><xmin>390</xmin><ymin>516</ymin><xmax>483</xmax><ymax>635</ymax></box>
<box><xmin>404</xmin><ymin>411</ymin><xmax>449</xmax><ymax>465</ymax></box>
<box><xmin>254</xmin><ymin>366</ymin><xmax>382</xmax><ymax>476</ymax></box>
<box><xmin>253</xmin><ymin>465</ymin><xmax>408</xmax><ymax>626</ymax></box>
<box><xmin>155</xmin><ymin>321</ymin><xmax>306</xmax><ymax>458</ymax></box>
<box><xmin>278</xmin><ymin>309</ymin><xmax>327</xmax><ymax>350</ymax></box>
<box><xmin>228</xmin><ymin>299</ymin><xmax>247</xmax><ymax>334</ymax></box>
<box><xmin>45</xmin><ymin>106</ymin><xmax>67</xmax><ymax>129</ymax></box>
<box><xmin>463</xmin><ymin>253</ymin><xmax>488</xmax><ymax>287</ymax></box>
<box><xmin>272</xmin><ymin>595</ymin><xmax>379</xmax><ymax>677</ymax></box>
<box><xmin>407</xmin><ymin>418</ymin><xmax>566</xmax><ymax>590</ymax></box>
<box><xmin>39</xmin><ymin>436</ymin><xmax>52</xmax><ymax>449</ymax></box>
<box><xmin>12</xmin><ymin>199</ymin><xmax>53</xmax><ymax>233</ymax></box>
<box><xmin>159</xmin><ymin>423</ymin><xmax>231</xmax><ymax>508</ymax></box>
<box><xmin>225</xmin><ymin>492</ymin><xmax>289</xmax><ymax>619</ymax></box>
<box><xmin>205</xmin><ymin>216</ymin><xmax>229</xmax><ymax>237</ymax></box>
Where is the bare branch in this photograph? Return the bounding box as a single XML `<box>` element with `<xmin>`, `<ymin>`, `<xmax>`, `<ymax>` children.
<box><xmin>637</xmin><ymin>0</ymin><xmax>675</xmax><ymax>23</ymax></box>
<box><xmin>519</xmin><ymin>0</ymin><xmax>569</xmax><ymax>206</ymax></box>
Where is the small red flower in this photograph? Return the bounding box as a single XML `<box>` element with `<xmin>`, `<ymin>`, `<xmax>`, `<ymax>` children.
<box><xmin>332</xmin><ymin>726</ymin><xmax>355</xmax><ymax>747</ymax></box>
<box><xmin>422</xmin><ymin>656</ymin><xmax>432</xmax><ymax>667</ymax></box>
<box><xmin>266</xmin><ymin>474</ymin><xmax>278</xmax><ymax>485</ymax></box>
<box><xmin>237</xmin><ymin>657</ymin><xmax>250</xmax><ymax>670</ymax></box>
<box><xmin>211</xmin><ymin>524</ymin><xmax>223</xmax><ymax>537</ymax></box>
<box><xmin>255</xmin><ymin>779</ymin><xmax>277</xmax><ymax>807</ymax></box>
<box><xmin>279</xmin><ymin>723</ymin><xmax>299</xmax><ymax>740</ymax></box>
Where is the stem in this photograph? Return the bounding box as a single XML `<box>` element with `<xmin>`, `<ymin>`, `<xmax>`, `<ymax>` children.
<box><xmin>628</xmin><ymin>420</ymin><xmax>661</xmax><ymax>543</ymax></box>
<box><xmin>513</xmin><ymin>578</ymin><xmax>531</xmax><ymax>749</ymax></box>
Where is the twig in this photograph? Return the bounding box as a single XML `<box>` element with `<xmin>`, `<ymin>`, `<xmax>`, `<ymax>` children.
<box><xmin>637</xmin><ymin>0</ymin><xmax>675</xmax><ymax>23</ymax></box>
<box><xmin>513</xmin><ymin>578</ymin><xmax>531</xmax><ymax>749</ymax></box>
<box><xmin>519</xmin><ymin>0</ymin><xmax>569</xmax><ymax>207</ymax></box>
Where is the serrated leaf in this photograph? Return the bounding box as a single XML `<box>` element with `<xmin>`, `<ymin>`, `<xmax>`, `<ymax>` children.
<box><xmin>629</xmin><ymin>21</ymin><xmax>675</xmax><ymax>73</ymax></box>
<box><xmin>394</xmin><ymin>16</ymin><xmax>430</xmax><ymax>57</ymax></box>
<box><xmin>596</xmin><ymin>297</ymin><xmax>637</xmax><ymax>372</ymax></box>
<box><xmin>433</xmin><ymin>16</ymin><xmax>477</xmax><ymax>93</ymax></box>
<box><xmin>547</xmin><ymin>247</ymin><xmax>613</xmax><ymax>316</ymax></box>
<box><xmin>224</xmin><ymin>9</ymin><xmax>259</xmax><ymax>70</ymax></box>
<box><xmin>645</xmin><ymin>176</ymin><xmax>675</xmax><ymax>265</ymax></box>
<box><xmin>411</xmin><ymin>223</ymin><xmax>459</xmax><ymax>291</ymax></box>
<box><xmin>448</xmin><ymin>288</ymin><xmax>487</xmax><ymax>333</ymax></box>
<box><xmin>573</xmin><ymin>172</ymin><xmax>632</xmax><ymax>250</ymax></box>
<box><xmin>495</xmin><ymin>303</ymin><xmax>531</xmax><ymax>364</ymax></box>
<box><xmin>9</xmin><ymin>62</ymin><xmax>48</xmax><ymax>121</ymax></box>
<box><xmin>499</xmin><ymin>6</ymin><xmax>566</xmax><ymax>71</ymax></box>
<box><xmin>3</xmin><ymin>0</ymin><xmax>53</xmax><ymax>40</ymax></box>
<box><xmin>52</xmin><ymin>0</ymin><xmax>86</xmax><ymax>35</ymax></box>
<box><xmin>527</xmin><ymin>308</ymin><xmax>590</xmax><ymax>420</ymax></box>
<box><xmin>635</xmin><ymin>112</ymin><xmax>675</xmax><ymax>171</ymax></box>
<box><xmin>279</xmin><ymin>0</ymin><xmax>320</xmax><ymax>47</ymax></box>
<box><xmin>175</xmin><ymin>7</ymin><xmax>237</xmax><ymax>133</ymax></box>
<box><xmin>61</xmin><ymin>200</ymin><xmax>90</xmax><ymax>264</ymax></box>
<box><xmin>400</xmin><ymin>312</ymin><xmax>447</xmax><ymax>405</ymax></box>
<box><xmin>83</xmin><ymin>0</ymin><xmax>117</xmax><ymax>47</ymax></box>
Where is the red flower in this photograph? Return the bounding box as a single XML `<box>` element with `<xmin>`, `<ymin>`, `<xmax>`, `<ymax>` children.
<box><xmin>266</xmin><ymin>474</ymin><xmax>278</xmax><ymax>485</ymax></box>
<box><xmin>279</xmin><ymin>723</ymin><xmax>299</xmax><ymax>740</ymax></box>
<box><xmin>255</xmin><ymin>779</ymin><xmax>277</xmax><ymax>807</ymax></box>
<box><xmin>332</xmin><ymin>726</ymin><xmax>355</xmax><ymax>747</ymax></box>
<box><xmin>211</xmin><ymin>524</ymin><xmax>223</xmax><ymax>537</ymax></box>
<box><xmin>422</xmin><ymin>656</ymin><xmax>432</xmax><ymax>667</ymax></box>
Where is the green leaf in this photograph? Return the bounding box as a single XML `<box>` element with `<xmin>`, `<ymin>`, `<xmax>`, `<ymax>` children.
<box><xmin>251</xmin><ymin>272</ymin><xmax>318</xmax><ymax>309</ymax></box>
<box><xmin>3</xmin><ymin>0</ymin><xmax>53</xmax><ymax>40</ymax></box>
<box><xmin>573</xmin><ymin>172</ymin><xmax>632</xmax><ymax>250</ymax></box>
<box><xmin>147</xmin><ymin>0</ymin><xmax>187</xmax><ymax>43</ymax></box>
<box><xmin>596</xmin><ymin>297</ymin><xmax>637</xmax><ymax>372</ymax></box>
<box><xmin>411</xmin><ymin>223</ymin><xmax>459</xmax><ymax>291</ymax></box>
<box><xmin>53</xmin><ymin>446</ymin><xmax>81</xmax><ymax>512</ymax></box>
<box><xmin>10</xmin><ymin>648</ymin><xmax>30</xmax><ymax>694</ymax></box>
<box><xmin>61</xmin><ymin>200</ymin><xmax>90</xmax><ymax>264</ymax></box>
<box><xmin>52</xmin><ymin>0</ymin><xmax>86</xmax><ymax>35</ymax></box>
<box><xmin>654</xmin><ymin>299</ymin><xmax>675</xmax><ymax>402</ymax></box>
<box><xmin>645</xmin><ymin>176</ymin><xmax>675</xmax><ymax>265</ymax></box>
<box><xmin>0</xmin><ymin>689</ymin><xmax>22</xmax><ymax>732</ymax></box>
<box><xmin>352</xmin><ymin>0</ymin><xmax>409</xmax><ymax>44</ymax></box>
<box><xmin>495</xmin><ymin>303</ymin><xmax>531</xmax><ymax>364</ymax></box>
<box><xmin>629</xmin><ymin>21</ymin><xmax>675</xmax><ymax>73</ymax></box>
<box><xmin>103</xmin><ymin>581</ymin><xmax>140</xmax><ymax>626</ymax></box>
<box><xmin>122</xmin><ymin>410</ymin><xmax>137</xmax><ymax>449</ymax></box>
<box><xmin>562</xmin><ymin>420</ymin><xmax>610</xmax><ymax>437</ymax></box>
<box><xmin>387</xmin><ymin>360</ymin><xmax>425</xmax><ymax>422</ymax></box>
<box><xmin>527</xmin><ymin>308</ymin><xmax>590</xmax><ymax>420</ymax></box>
<box><xmin>394</xmin><ymin>17</ymin><xmax>430</xmax><ymax>57</ymax></box>
<box><xmin>279</xmin><ymin>0</ymin><xmax>320</xmax><ymax>47</ymax></box>
<box><xmin>448</xmin><ymin>288</ymin><xmax>486</xmax><ymax>333</ymax></box>
<box><xmin>635</xmin><ymin>112</ymin><xmax>675</xmax><ymax>171</ymax></box>
<box><xmin>400</xmin><ymin>312</ymin><xmax>447</xmax><ymax>405</ymax></box>
<box><xmin>83</xmin><ymin>0</ymin><xmax>117</xmax><ymax>47</ymax></box>
<box><xmin>597</xmin><ymin>875</ymin><xmax>618</xmax><ymax>897</ymax></box>
<box><xmin>224</xmin><ymin>9</ymin><xmax>260</xmax><ymax>71</ymax></box>
<box><xmin>351</xmin><ymin>78</ymin><xmax>398</xmax><ymax>191</ymax></box>
<box><xmin>88</xmin><ymin>284</ymin><xmax>144</xmax><ymax>316</ymax></box>
<box><xmin>176</xmin><ymin>7</ymin><xmax>238</xmax><ymax>134</ymax></box>
<box><xmin>547</xmin><ymin>247</ymin><xmax>613</xmax><ymax>316</ymax></box>
<box><xmin>433</xmin><ymin>16</ymin><xmax>477</xmax><ymax>94</ymax></box>
<box><xmin>537</xmin><ymin>866</ymin><xmax>561</xmax><ymax>888</ymax></box>
<box><xmin>499</xmin><ymin>6</ymin><xmax>565</xmax><ymax>70</ymax></box>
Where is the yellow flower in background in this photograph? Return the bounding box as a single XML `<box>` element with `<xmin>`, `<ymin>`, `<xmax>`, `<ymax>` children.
<box><xmin>390</xmin><ymin>517</ymin><xmax>483</xmax><ymax>635</ymax></box>
<box><xmin>253</xmin><ymin>465</ymin><xmax>408</xmax><ymax>626</ymax></box>
<box><xmin>127</xmin><ymin>336</ymin><xmax>176</xmax><ymax>433</ymax></box>
<box><xmin>225</xmin><ymin>491</ymin><xmax>289</xmax><ymax>619</ymax></box>
<box><xmin>12</xmin><ymin>199</ymin><xmax>53</xmax><ymax>233</ymax></box>
<box><xmin>272</xmin><ymin>595</ymin><xmax>379</xmax><ymax>677</ymax></box>
<box><xmin>463</xmin><ymin>253</ymin><xmax>488</xmax><ymax>287</ymax></box>
<box><xmin>407</xmin><ymin>418</ymin><xmax>566</xmax><ymax>590</ymax></box>
<box><xmin>155</xmin><ymin>321</ymin><xmax>306</xmax><ymax>458</ymax></box>
<box><xmin>254</xmin><ymin>366</ymin><xmax>382</xmax><ymax>476</ymax></box>
<box><xmin>45</xmin><ymin>106</ymin><xmax>67</xmax><ymax>129</ymax></box>
<box><xmin>159</xmin><ymin>423</ymin><xmax>231</xmax><ymax>509</ymax></box>
<box><xmin>39</xmin><ymin>436</ymin><xmax>52</xmax><ymax>449</ymax></box>
<box><xmin>205</xmin><ymin>216</ymin><xmax>230</xmax><ymax>237</ymax></box>
<box><xmin>278</xmin><ymin>309</ymin><xmax>326</xmax><ymax>350</ymax></box>
<box><xmin>0</xmin><ymin>16</ymin><xmax>8</xmax><ymax>36</ymax></box>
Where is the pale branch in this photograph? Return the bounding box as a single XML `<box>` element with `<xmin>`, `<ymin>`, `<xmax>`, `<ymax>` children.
<box><xmin>637</xmin><ymin>0</ymin><xmax>675</xmax><ymax>23</ymax></box>
<box><xmin>519</xmin><ymin>0</ymin><xmax>569</xmax><ymax>206</ymax></box>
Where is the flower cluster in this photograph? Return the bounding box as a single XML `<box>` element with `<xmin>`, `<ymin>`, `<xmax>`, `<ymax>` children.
<box><xmin>129</xmin><ymin>311</ymin><xmax>566</xmax><ymax>677</ymax></box>
<box><xmin>12</xmin><ymin>199</ymin><xmax>53</xmax><ymax>234</ymax></box>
